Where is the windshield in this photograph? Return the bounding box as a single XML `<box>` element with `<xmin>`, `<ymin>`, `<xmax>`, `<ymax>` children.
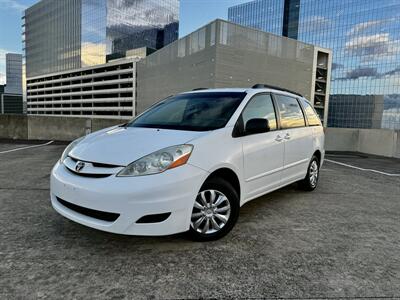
<box><xmin>128</xmin><ymin>92</ymin><xmax>246</xmax><ymax>131</ymax></box>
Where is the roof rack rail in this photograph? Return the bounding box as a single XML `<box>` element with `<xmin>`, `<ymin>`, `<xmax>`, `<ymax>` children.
<box><xmin>251</xmin><ymin>84</ymin><xmax>303</xmax><ymax>97</ymax></box>
<box><xmin>192</xmin><ymin>88</ymin><xmax>209</xmax><ymax>91</ymax></box>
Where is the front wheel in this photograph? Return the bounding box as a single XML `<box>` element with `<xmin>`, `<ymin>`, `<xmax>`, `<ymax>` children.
<box><xmin>299</xmin><ymin>155</ymin><xmax>320</xmax><ymax>191</ymax></box>
<box><xmin>188</xmin><ymin>177</ymin><xmax>239</xmax><ymax>241</ymax></box>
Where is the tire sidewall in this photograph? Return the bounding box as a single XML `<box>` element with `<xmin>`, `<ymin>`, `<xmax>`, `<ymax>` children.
<box><xmin>188</xmin><ymin>177</ymin><xmax>240</xmax><ymax>241</ymax></box>
<box><xmin>305</xmin><ymin>155</ymin><xmax>320</xmax><ymax>190</ymax></box>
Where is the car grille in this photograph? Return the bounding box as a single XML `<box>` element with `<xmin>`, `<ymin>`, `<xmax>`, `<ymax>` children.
<box><xmin>64</xmin><ymin>156</ymin><xmax>123</xmax><ymax>178</ymax></box>
<box><xmin>69</xmin><ymin>156</ymin><xmax>121</xmax><ymax>168</ymax></box>
<box><xmin>64</xmin><ymin>167</ymin><xmax>112</xmax><ymax>178</ymax></box>
<box><xmin>56</xmin><ymin>197</ymin><xmax>120</xmax><ymax>222</ymax></box>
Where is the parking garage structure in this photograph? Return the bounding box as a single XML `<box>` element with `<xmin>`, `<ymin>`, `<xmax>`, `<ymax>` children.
<box><xmin>26</xmin><ymin>58</ymin><xmax>137</xmax><ymax>119</ymax></box>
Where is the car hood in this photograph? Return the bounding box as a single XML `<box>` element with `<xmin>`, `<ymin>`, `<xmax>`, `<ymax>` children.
<box><xmin>69</xmin><ymin>126</ymin><xmax>208</xmax><ymax>166</ymax></box>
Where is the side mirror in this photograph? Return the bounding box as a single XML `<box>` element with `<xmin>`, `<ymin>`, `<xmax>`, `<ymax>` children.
<box><xmin>245</xmin><ymin>118</ymin><xmax>270</xmax><ymax>135</ymax></box>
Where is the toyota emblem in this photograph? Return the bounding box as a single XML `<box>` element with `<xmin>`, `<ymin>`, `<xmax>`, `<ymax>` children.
<box><xmin>75</xmin><ymin>161</ymin><xmax>85</xmax><ymax>172</ymax></box>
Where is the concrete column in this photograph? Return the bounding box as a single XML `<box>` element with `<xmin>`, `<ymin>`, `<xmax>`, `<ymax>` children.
<box><xmin>85</xmin><ymin>119</ymin><xmax>92</xmax><ymax>135</ymax></box>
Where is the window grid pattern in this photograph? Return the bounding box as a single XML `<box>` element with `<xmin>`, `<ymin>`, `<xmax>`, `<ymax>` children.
<box><xmin>24</xmin><ymin>0</ymin><xmax>82</xmax><ymax>78</ymax></box>
<box><xmin>24</xmin><ymin>0</ymin><xmax>179</xmax><ymax>78</ymax></box>
<box><xmin>228</xmin><ymin>0</ymin><xmax>285</xmax><ymax>36</ymax></box>
<box><xmin>228</xmin><ymin>0</ymin><xmax>400</xmax><ymax>129</ymax></box>
<box><xmin>298</xmin><ymin>0</ymin><xmax>400</xmax><ymax>129</ymax></box>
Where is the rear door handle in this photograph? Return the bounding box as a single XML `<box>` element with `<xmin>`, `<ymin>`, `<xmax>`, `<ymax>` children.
<box><xmin>284</xmin><ymin>133</ymin><xmax>291</xmax><ymax>140</ymax></box>
<box><xmin>275</xmin><ymin>135</ymin><xmax>283</xmax><ymax>142</ymax></box>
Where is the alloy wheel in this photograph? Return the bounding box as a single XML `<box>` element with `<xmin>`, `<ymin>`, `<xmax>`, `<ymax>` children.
<box><xmin>191</xmin><ymin>189</ymin><xmax>231</xmax><ymax>235</ymax></box>
<box><xmin>309</xmin><ymin>160</ymin><xmax>319</xmax><ymax>187</ymax></box>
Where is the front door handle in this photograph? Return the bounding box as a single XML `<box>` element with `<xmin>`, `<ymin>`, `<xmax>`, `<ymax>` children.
<box><xmin>284</xmin><ymin>133</ymin><xmax>291</xmax><ymax>140</ymax></box>
<box><xmin>275</xmin><ymin>135</ymin><xmax>283</xmax><ymax>142</ymax></box>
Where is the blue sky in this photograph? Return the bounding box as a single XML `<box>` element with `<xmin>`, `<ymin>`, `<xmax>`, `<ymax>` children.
<box><xmin>0</xmin><ymin>0</ymin><xmax>248</xmax><ymax>84</ymax></box>
<box><xmin>179</xmin><ymin>0</ymin><xmax>249</xmax><ymax>37</ymax></box>
<box><xmin>0</xmin><ymin>0</ymin><xmax>36</xmax><ymax>83</ymax></box>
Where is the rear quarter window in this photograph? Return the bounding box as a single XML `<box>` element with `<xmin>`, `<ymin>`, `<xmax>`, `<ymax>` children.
<box><xmin>275</xmin><ymin>94</ymin><xmax>306</xmax><ymax>129</ymax></box>
<box><xmin>301</xmin><ymin>99</ymin><xmax>322</xmax><ymax>126</ymax></box>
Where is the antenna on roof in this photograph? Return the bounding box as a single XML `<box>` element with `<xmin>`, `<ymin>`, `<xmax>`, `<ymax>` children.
<box><xmin>252</xmin><ymin>84</ymin><xmax>303</xmax><ymax>97</ymax></box>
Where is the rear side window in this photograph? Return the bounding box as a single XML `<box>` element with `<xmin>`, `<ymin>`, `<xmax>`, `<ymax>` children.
<box><xmin>275</xmin><ymin>94</ymin><xmax>305</xmax><ymax>129</ymax></box>
<box><xmin>242</xmin><ymin>94</ymin><xmax>277</xmax><ymax>130</ymax></box>
<box><xmin>301</xmin><ymin>99</ymin><xmax>322</xmax><ymax>126</ymax></box>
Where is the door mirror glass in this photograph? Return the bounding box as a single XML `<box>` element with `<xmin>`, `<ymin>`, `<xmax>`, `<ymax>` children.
<box><xmin>245</xmin><ymin>118</ymin><xmax>270</xmax><ymax>135</ymax></box>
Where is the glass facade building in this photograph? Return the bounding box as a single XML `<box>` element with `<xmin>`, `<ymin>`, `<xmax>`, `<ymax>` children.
<box><xmin>228</xmin><ymin>0</ymin><xmax>285</xmax><ymax>37</ymax></box>
<box><xmin>228</xmin><ymin>0</ymin><xmax>400</xmax><ymax>129</ymax></box>
<box><xmin>5</xmin><ymin>53</ymin><xmax>22</xmax><ymax>95</ymax></box>
<box><xmin>24</xmin><ymin>0</ymin><xmax>179</xmax><ymax>77</ymax></box>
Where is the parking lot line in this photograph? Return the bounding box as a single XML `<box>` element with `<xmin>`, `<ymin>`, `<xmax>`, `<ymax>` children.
<box><xmin>325</xmin><ymin>159</ymin><xmax>400</xmax><ymax>177</ymax></box>
<box><xmin>0</xmin><ymin>141</ymin><xmax>54</xmax><ymax>154</ymax></box>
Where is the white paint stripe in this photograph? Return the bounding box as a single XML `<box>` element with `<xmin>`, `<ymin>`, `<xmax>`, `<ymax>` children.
<box><xmin>325</xmin><ymin>159</ymin><xmax>400</xmax><ymax>177</ymax></box>
<box><xmin>0</xmin><ymin>141</ymin><xmax>54</xmax><ymax>154</ymax></box>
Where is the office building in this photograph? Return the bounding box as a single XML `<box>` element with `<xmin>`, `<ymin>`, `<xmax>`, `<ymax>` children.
<box><xmin>1</xmin><ymin>53</ymin><xmax>23</xmax><ymax>114</ymax></box>
<box><xmin>137</xmin><ymin>19</ymin><xmax>332</xmax><ymax>124</ymax></box>
<box><xmin>5</xmin><ymin>53</ymin><xmax>22</xmax><ymax>94</ymax></box>
<box><xmin>0</xmin><ymin>83</ymin><xmax>23</xmax><ymax>114</ymax></box>
<box><xmin>228</xmin><ymin>0</ymin><xmax>400</xmax><ymax>129</ymax></box>
<box><xmin>228</xmin><ymin>0</ymin><xmax>285</xmax><ymax>37</ymax></box>
<box><xmin>23</xmin><ymin>0</ymin><xmax>179</xmax><ymax>78</ymax></box>
<box><xmin>26</xmin><ymin>57</ymin><xmax>137</xmax><ymax>119</ymax></box>
<box><xmin>0</xmin><ymin>88</ymin><xmax>23</xmax><ymax>114</ymax></box>
<box><xmin>24</xmin><ymin>0</ymin><xmax>179</xmax><ymax>118</ymax></box>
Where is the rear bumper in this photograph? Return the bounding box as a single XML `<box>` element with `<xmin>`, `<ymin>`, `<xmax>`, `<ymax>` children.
<box><xmin>50</xmin><ymin>161</ymin><xmax>208</xmax><ymax>236</ymax></box>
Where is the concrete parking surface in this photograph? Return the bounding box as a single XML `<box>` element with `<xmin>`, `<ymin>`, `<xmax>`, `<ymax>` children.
<box><xmin>0</xmin><ymin>141</ymin><xmax>399</xmax><ymax>299</ymax></box>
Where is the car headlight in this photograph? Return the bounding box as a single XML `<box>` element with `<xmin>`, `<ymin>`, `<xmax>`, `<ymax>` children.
<box><xmin>117</xmin><ymin>144</ymin><xmax>194</xmax><ymax>177</ymax></box>
<box><xmin>60</xmin><ymin>137</ymin><xmax>84</xmax><ymax>164</ymax></box>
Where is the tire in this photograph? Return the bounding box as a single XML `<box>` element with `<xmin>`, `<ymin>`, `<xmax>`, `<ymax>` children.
<box><xmin>188</xmin><ymin>177</ymin><xmax>240</xmax><ymax>241</ymax></box>
<box><xmin>299</xmin><ymin>155</ymin><xmax>320</xmax><ymax>191</ymax></box>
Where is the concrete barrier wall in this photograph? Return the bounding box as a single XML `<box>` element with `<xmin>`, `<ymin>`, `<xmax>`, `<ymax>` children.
<box><xmin>1</xmin><ymin>115</ymin><xmax>400</xmax><ymax>158</ymax></box>
<box><xmin>0</xmin><ymin>115</ymin><xmax>28</xmax><ymax>140</ymax></box>
<box><xmin>0</xmin><ymin>115</ymin><xmax>124</xmax><ymax>141</ymax></box>
<box><xmin>324</xmin><ymin>128</ymin><xmax>359</xmax><ymax>152</ymax></box>
<box><xmin>28</xmin><ymin>116</ymin><xmax>89</xmax><ymax>141</ymax></box>
<box><xmin>396</xmin><ymin>132</ymin><xmax>400</xmax><ymax>158</ymax></box>
<box><xmin>325</xmin><ymin>127</ymin><xmax>400</xmax><ymax>158</ymax></box>
<box><xmin>358</xmin><ymin>129</ymin><xmax>398</xmax><ymax>158</ymax></box>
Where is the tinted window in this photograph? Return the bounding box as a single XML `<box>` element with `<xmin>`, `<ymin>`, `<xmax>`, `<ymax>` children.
<box><xmin>242</xmin><ymin>94</ymin><xmax>277</xmax><ymax>131</ymax></box>
<box><xmin>128</xmin><ymin>92</ymin><xmax>246</xmax><ymax>131</ymax></box>
<box><xmin>275</xmin><ymin>94</ymin><xmax>305</xmax><ymax>129</ymax></box>
<box><xmin>301</xmin><ymin>99</ymin><xmax>322</xmax><ymax>126</ymax></box>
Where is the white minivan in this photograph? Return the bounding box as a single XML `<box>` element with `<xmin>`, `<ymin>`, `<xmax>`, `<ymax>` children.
<box><xmin>51</xmin><ymin>85</ymin><xmax>324</xmax><ymax>241</ymax></box>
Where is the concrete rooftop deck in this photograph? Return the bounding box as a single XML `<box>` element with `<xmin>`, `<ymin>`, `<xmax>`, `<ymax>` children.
<box><xmin>0</xmin><ymin>141</ymin><xmax>399</xmax><ymax>299</ymax></box>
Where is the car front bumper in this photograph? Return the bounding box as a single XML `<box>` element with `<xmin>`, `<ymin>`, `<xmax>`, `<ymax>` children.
<box><xmin>50</xmin><ymin>161</ymin><xmax>208</xmax><ymax>236</ymax></box>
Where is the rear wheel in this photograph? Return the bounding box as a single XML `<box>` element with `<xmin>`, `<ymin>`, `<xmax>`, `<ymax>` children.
<box><xmin>299</xmin><ymin>155</ymin><xmax>320</xmax><ymax>191</ymax></box>
<box><xmin>188</xmin><ymin>177</ymin><xmax>239</xmax><ymax>241</ymax></box>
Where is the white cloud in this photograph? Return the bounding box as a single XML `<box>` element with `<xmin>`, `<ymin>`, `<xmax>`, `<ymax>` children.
<box><xmin>0</xmin><ymin>48</ymin><xmax>9</xmax><ymax>60</ymax></box>
<box><xmin>300</xmin><ymin>16</ymin><xmax>331</xmax><ymax>31</ymax></box>
<box><xmin>347</xmin><ymin>20</ymin><xmax>384</xmax><ymax>36</ymax></box>
<box><xmin>107</xmin><ymin>0</ymin><xmax>179</xmax><ymax>27</ymax></box>
<box><xmin>0</xmin><ymin>49</ymin><xmax>9</xmax><ymax>84</ymax></box>
<box><xmin>0</xmin><ymin>0</ymin><xmax>27</xmax><ymax>12</ymax></box>
<box><xmin>345</xmin><ymin>33</ymin><xmax>400</xmax><ymax>60</ymax></box>
<box><xmin>346</xmin><ymin>33</ymin><xmax>390</xmax><ymax>50</ymax></box>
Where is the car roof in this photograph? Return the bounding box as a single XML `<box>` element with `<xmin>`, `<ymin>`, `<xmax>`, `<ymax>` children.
<box><xmin>183</xmin><ymin>87</ymin><xmax>304</xmax><ymax>99</ymax></box>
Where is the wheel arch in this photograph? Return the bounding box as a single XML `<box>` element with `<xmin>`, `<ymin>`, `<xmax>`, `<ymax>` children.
<box><xmin>204</xmin><ymin>167</ymin><xmax>241</xmax><ymax>200</ymax></box>
<box><xmin>313</xmin><ymin>149</ymin><xmax>322</xmax><ymax>165</ymax></box>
